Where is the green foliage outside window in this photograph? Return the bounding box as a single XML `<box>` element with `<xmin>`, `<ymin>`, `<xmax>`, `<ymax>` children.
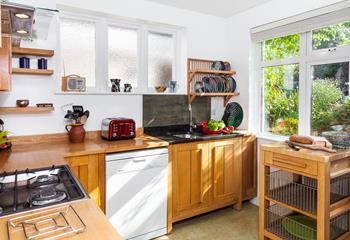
<box><xmin>263</xmin><ymin>23</ymin><xmax>350</xmax><ymax>136</ymax></box>
<box><xmin>313</xmin><ymin>22</ymin><xmax>350</xmax><ymax>50</ymax></box>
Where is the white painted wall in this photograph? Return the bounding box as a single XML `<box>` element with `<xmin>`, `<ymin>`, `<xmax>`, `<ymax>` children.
<box><xmin>1</xmin><ymin>0</ymin><xmax>347</xmax><ymax>136</ymax></box>
<box><xmin>0</xmin><ymin>0</ymin><xmax>230</xmax><ymax>136</ymax></box>
<box><xmin>222</xmin><ymin>0</ymin><xmax>345</xmax><ymax>131</ymax></box>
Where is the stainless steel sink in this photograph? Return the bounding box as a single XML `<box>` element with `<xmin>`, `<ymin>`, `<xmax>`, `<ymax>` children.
<box><xmin>173</xmin><ymin>134</ymin><xmax>201</xmax><ymax>139</ymax></box>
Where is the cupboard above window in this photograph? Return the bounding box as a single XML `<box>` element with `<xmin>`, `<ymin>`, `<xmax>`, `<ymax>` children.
<box><xmin>58</xmin><ymin>10</ymin><xmax>184</xmax><ymax>95</ymax></box>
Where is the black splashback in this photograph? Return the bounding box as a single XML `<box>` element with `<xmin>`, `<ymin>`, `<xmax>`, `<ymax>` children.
<box><xmin>143</xmin><ymin>95</ymin><xmax>211</xmax><ymax>127</ymax></box>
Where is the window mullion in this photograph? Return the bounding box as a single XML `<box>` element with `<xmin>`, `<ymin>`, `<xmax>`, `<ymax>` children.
<box><xmin>95</xmin><ymin>19</ymin><xmax>108</xmax><ymax>92</ymax></box>
<box><xmin>298</xmin><ymin>32</ymin><xmax>309</xmax><ymax>135</ymax></box>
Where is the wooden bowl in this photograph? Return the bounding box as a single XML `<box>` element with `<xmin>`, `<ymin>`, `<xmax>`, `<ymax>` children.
<box><xmin>155</xmin><ymin>86</ymin><xmax>167</xmax><ymax>93</ymax></box>
<box><xmin>16</xmin><ymin>99</ymin><xmax>29</xmax><ymax>107</ymax></box>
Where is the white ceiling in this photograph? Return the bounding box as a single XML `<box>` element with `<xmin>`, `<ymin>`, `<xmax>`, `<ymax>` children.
<box><xmin>145</xmin><ymin>0</ymin><xmax>273</xmax><ymax>17</ymax></box>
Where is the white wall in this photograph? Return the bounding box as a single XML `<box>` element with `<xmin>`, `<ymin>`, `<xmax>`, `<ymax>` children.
<box><xmin>2</xmin><ymin>0</ymin><xmax>347</xmax><ymax>136</ymax></box>
<box><xmin>0</xmin><ymin>0</ymin><xmax>230</xmax><ymax>136</ymax></box>
<box><xmin>221</xmin><ymin>0</ymin><xmax>345</xmax><ymax>131</ymax></box>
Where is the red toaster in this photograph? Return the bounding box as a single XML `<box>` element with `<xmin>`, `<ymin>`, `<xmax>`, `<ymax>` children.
<box><xmin>101</xmin><ymin>118</ymin><xmax>135</xmax><ymax>140</ymax></box>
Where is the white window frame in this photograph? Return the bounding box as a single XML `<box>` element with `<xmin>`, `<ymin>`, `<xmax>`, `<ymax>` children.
<box><xmin>106</xmin><ymin>21</ymin><xmax>143</xmax><ymax>92</ymax></box>
<box><xmin>57</xmin><ymin>10</ymin><xmax>181</xmax><ymax>94</ymax></box>
<box><xmin>58</xmin><ymin>12</ymin><xmax>100</xmax><ymax>92</ymax></box>
<box><xmin>145</xmin><ymin>27</ymin><xmax>178</xmax><ymax>93</ymax></box>
<box><xmin>256</xmin><ymin>24</ymin><xmax>350</xmax><ymax>137</ymax></box>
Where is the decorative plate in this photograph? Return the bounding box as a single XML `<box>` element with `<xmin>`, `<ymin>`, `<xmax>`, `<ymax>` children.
<box><xmin>222</xmin><ymin>102</ymin><xmax>243</xmax><ymax>128</ymax></box>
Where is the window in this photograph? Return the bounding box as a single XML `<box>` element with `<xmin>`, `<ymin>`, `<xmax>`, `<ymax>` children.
<box><xmin>263</xmin><ymin>64</ymin><xmax>299</xmax><ymax>135</ymax></box>
<box><xmin>60</xmin><ymin>17</ymin><xmax>96</xmax><ymax>87</ymax></box>
<box><xmin>263</xmin><ymin>34</ymin><xmax>300</xmax><ymax>61</ymax></box>
<box><xmin>148</xmin><ymin>32</ymin><xmax>174</xmax><ymax>88</ymax></box>
<box><xmin>261</xmin><ymin>34</ymin><xmax>300</xmax><ymax>136</ymax></box>
<box><xmin>59</xmin><ymin>12</ymin><xmax>180</xmax><ymax>93</ymax></box>
<box><xmin>311</xmin><ymin>62</ymin><xmax>350</xmax><ymax>135</ymax></box>
<box><xmin>312</xmin><ymin>21</ymin><xmax>350</xmax><ymax>50</ymax></box>
<box><xmin>258</xmin><ymin>21</ymin><xmax>350</xmax><ymax>137</ymax></box>
<box><xmin>108</xmin><ymin>26</ymin><xmax>138</xmax><ymax>87</ymax></box>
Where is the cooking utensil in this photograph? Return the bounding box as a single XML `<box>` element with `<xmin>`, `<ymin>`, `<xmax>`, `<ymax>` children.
<box><xmin>73</xmin><ymin>105</ymin><xmax>84</xmax><ymax>115</ymax></box>
<box><xmin>222</xmin><ymin>102</ymin><xmax>244</xmax><ymax>128</ymax></box>
<box><xmin>80</xmin><ymin>111</ymin><xmax>90</xmax><ymax>124</ymax></box>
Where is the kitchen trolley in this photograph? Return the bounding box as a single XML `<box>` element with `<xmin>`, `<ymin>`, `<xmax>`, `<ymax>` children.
<box><xmin>259</xmin><ymin>143</ymin><xmax>350</xmax><ymax>240</ymax></box>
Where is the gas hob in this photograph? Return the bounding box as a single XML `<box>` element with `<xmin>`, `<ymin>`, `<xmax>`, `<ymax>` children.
<box><xmin>0</xmin><ymin>165</ymin><xmax>87</xmax><ymax>217</ymax></box>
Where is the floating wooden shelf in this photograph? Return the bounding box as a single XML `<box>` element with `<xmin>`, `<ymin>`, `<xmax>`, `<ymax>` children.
<box><xmin>0</xmin><ymin>106</ymin><xmax>55</xmax><ymax>114</ymax></box>
<box><xmin>12</xmin><ymin>47</ymin><xmax>54</xmax><ymax>57</ymax></box>
<box><xmin>12</xmin><ymin>68</ymin><xmax>54</xmax><ymax>76</ymax></box>
<box><xmin>187</xmin><ymin>58</ymin><xmax>238</xmax><ymax>106</ymax></box>
<box><xmin>189</xmin><ymin>92</ymin><xmax>240</xmax><ymax>106</ymax></box>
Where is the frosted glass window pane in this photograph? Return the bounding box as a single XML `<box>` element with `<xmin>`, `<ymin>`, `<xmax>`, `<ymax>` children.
<box><xmin>108</xmin><ymin>26</ymin><xmax>138</xmax><ymax>87</ymax></box>
<box><xmin>60</xmin><ymin>18</ymin><xmax>95</xmax><ymax>87</ymax></box>
<box><xmin>148</xmin><ymin>32</ymin><xmax>174</xmax><ymax>87</ymax></box>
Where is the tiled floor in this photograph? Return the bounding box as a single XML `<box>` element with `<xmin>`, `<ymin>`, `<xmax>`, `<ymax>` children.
<box><xmin>155</xmin><ymin>202</ymin><xmax>258</xmax><ymax>240</ymax></box>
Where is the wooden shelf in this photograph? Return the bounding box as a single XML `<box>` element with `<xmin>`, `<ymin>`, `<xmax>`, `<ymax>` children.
<box><xmin>12</xmin><ymin>47</ymin><xmax>54</xmax><ymax>57</ymax></box>
<box><xmin>189</xmin><ymin>92</ymin><xmax>240</xmax><ymax>106</ymax></box>
<box><xmin>0</xmin><ymin>107</ymin><xmax>55</xmax><ymax>114</ymax></box>
<box><xmin>189</xmin><ymin>69</ymin><xmax>236</xmax><ymax>75</ymax></box>
<box><xmin>12</xmin><ymin>68</ymin><xmax>54</xmax><ymax>76</ymax></box>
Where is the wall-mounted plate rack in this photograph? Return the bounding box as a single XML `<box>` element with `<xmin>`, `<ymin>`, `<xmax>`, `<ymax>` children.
<box><xmin>187</xmin><ymin>58</ymin><xmax>239</xmax><ymax>106</ymax></box>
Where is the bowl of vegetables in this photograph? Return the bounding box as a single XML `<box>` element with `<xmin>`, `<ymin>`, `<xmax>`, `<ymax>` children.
<box><xmin>201</xmin><ymin>120</ymin><xmax>235</xmax><ymax>135</ymax></box>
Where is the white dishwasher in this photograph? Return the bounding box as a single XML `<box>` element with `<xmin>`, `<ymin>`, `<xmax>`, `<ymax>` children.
<box><xmin>106</xmin><ymin>148</ymin><xmax>168</xmax><ymax>240</ymax></box>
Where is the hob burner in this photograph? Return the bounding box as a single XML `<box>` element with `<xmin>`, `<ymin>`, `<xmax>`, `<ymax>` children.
<box><xmin>31</xmin><ymin>188</ymin><xmax>67</xmax><ymax>206</ymax></box>
<box><xmin>28</xmin><ymin>174</ymin><xmax>59</xmax><ymax>188</ymax></box>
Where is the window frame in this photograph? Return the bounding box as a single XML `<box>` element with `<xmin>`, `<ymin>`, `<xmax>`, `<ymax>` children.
<box><xmin>57</xmin><ymin>11</ymin><xmax>181</xmax><ymax>94</ymax></box>
<box><xmin>256</xmin><ymin>24</ymin><xmax>350</xmax><ymax>137</ymax></box>
<box><xmin>146</xmin><ymin>27</ymin><xmax>178</xmax><ymax>92</ymax></box>
<box><xmin>106</xmin><ymin>21</ymin><xmax>142</xmax><ymax>92</ymax></box>
<box><xmin>58</xmin><ymin>12</ymin><xmax>99</xmax><ymax>92</ymax></box>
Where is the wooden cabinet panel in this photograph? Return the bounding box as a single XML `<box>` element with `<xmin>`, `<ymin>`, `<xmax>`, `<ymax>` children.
<box><xmin>0</xmin><ymin>36</ymin><xmax>11</xmax><ymax>91</ymax></box>
<box><xmin>242</xmin><ymin>135</ymin><xmax>257</xmax><ymax>201</ymax></box>
<box><xmin>209</xmin><ymin>138</ymin><xmax>242</xmax><ymax>205</ymax></box>
<box><xmin>172</xmin><ymin>142</ymin><xmax>210</xmax><ymax>220</ymax></box>
<box><xmin>66</xmin><ymin>154</ymin><xmax>105</xmax><ymax>212</ymax></box>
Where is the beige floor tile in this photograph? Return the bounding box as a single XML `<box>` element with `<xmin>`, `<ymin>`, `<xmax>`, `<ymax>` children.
<box><xmin>155</xmin><ymin>202</ymin><xmax>258</xmax><ymax>240</ymax></box>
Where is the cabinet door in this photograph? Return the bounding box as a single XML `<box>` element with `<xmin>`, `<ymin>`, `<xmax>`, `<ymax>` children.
<box><xmin>242</xmin><ymin>135</ymin><xmax>257</xmax><ymax>201</ymax></box>
<box><xmin>66</xmin><ymin>154</ymin><xmax>105</xmax><ymax>212</ymax></box>
<box><xmin>209</xmin><ymin>138</ymin><xmax>242</xmax><ymax>206</ymax></box>
<box><xmin>172</xmin><ymin>142</ymin><xmax>210</xmax><ymax>220</ymax></box>
<box><xmin>0</xmin><ymin>36</ymin><xmax>11</xmax><ymax>91</ymax></box>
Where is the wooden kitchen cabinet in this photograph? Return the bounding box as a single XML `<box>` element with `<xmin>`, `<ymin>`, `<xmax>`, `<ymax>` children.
<box><xmin>0</xmin><ymin>36</ymin><xmax>11</xmax><ymax>91</ymax></box>
<box><xmin>209</xmin><ymin>138</ymin><xmax>242</xmax><ymax>208</ymax></box>
<box><xmin>171</xmin><ymin>142</ymin><xmax>210</xmax><ymax>222</ymax></box>
<box><xmin>65</xmin><ymin>153</ymin><xmax>106</xmax><ymax>212</ymax></box>
<box><xmin>242</xmin><ymin>135</ymin><xmax>257</xmax><ymax>201</ymax></box>
<box><xmin>171</xmin><ymin>138</ymin><xmax>244</xmax><ymax>223</ymax></box>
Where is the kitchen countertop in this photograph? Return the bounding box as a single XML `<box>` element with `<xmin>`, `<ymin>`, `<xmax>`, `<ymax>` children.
<box><xmin>0</xmin><ymin>134</ymin><xmax>168</xmax><ymax>240</ymax></box>
<box><xmin>261</xmin><ymin>142</ymin><xmax>350</xmax><ymax>162</ymax></box>
<box><xmin>0</xmin><ymin>199</ymin><xmax>123</xmax><ymax>240</ymax></box>
<box><xmin>144</xmin><ymin>125</ymin><xmax>247</xmax><ymax>144</ymax></box>
<box><xmin>0</xmin><ymin>134</ymin><xmax>169</xmax><ymax>172</ymax></box>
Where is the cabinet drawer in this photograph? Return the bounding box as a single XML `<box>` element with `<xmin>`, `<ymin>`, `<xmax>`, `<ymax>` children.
<box><xmin>267</xmin><ymin>153</ymin><xmax>318</xmax><ymax>176</ymax></box>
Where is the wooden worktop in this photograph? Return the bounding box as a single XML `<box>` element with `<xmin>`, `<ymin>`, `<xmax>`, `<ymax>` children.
<box><xmin>261</xmin><ymin>142</ymin><xmax>350</xmax><ymax>162</ymax></box>
<box><xmin>0</xmin><ymin>134</ymin><xmax>168</xmax><ymax>240</ymax></box>
<box><xmin>0</xmin><ymin>134</ymin><xmax>169</xmax><ymax>172</ymax></box>
<box><xmin>0</xmin><ymin>199</ymin><xmax>123</xmax><ymax>240</ymax></box>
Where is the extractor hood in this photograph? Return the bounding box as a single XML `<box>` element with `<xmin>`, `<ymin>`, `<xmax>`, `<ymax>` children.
<box><xmin>1</xmin><ymin>1</ymin><xmax>57</xmax><ymax>41</ymax></box>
